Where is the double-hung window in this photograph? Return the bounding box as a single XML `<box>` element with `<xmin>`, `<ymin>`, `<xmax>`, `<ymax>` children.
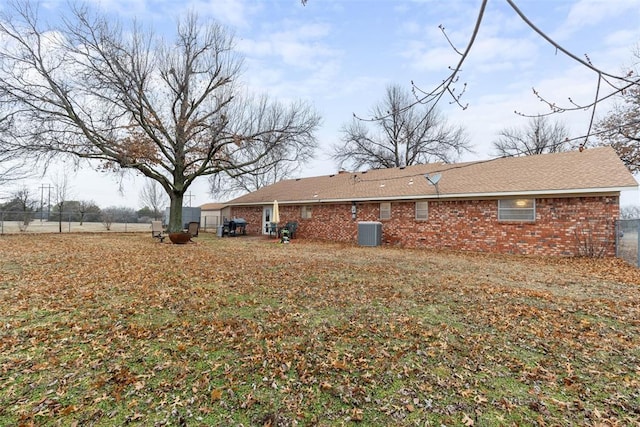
<box><xmin>301</xmin><ymin>205</ymin><xmax>312</xmax><ymax>219</ymax></box>
<box><xmin>380</xmin><ymin>202</ymin><xmax>391</xmax><ymax>220</ymax></box>
<box><xmin>498</xmin><ymin>199</ymin><xmax>535</xmax><ymax>221</ymax></box>
<box><xmin>415</xmin><ymin>201</ymin><xmax>428</xmax><ymax>220</ymax></box>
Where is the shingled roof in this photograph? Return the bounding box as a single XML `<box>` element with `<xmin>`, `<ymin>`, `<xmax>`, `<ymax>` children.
<box><xmin>200</xmin><ymin>202</ymin><xmax>226</xmax><ymax>211</ymax></box>
<box><xmin>226</xmin><ymin>146</ymin><xmax>637</xmax><ymax>206</ymax></box>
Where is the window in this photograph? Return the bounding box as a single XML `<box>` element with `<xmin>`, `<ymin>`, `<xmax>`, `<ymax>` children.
<box><xmin>301</xmin><ymin>205</ymin><xmax>312</xmax><ymax>219</ymax></box>
<box><xmin>498</xmin><ymin>199</ymin><xmax>535</xmax><ymax>221</ymax></box>
<box><xmin>415</xmin><ymin>201</ymin><xmax>428</xmax><ymax>220</ymax></box>
<box><xmin>380</xmin><ymin>202</ymin><xmax>391</xmax><ymax>220</ymax></box>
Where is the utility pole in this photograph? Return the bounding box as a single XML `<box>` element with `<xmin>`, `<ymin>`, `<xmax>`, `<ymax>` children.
<box><xmin>39</xmin><ymin>184</ymin><xmax>53</xmax><ymax>221</ymax></box>
<box><xmin>185</xmin><ymin>191</ymin><xmax>195</xmax><ymax>207</ymax></box>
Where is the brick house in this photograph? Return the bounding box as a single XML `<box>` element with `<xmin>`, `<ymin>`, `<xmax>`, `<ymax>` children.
<box><xmin>223</xmin><ymin>147</ymin><xmax>637</xmax><ymax>256</ymax></box>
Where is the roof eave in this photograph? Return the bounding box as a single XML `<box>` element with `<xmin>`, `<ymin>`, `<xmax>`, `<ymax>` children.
<box><xmin>419</xmin><ymin>186</ymin><xmax>638</xmax><ymax>200</ymax></box>
<box><xmin>226</xmin><ymin>185</ymin><xmax>636</xmax><ymax>206</ymax></box>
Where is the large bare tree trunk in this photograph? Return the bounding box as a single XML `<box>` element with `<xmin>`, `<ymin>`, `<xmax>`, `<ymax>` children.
<box><xmin>168</xmin><ymin>193</ymin><xmax>184</xmax><ymax>233</ymax></box>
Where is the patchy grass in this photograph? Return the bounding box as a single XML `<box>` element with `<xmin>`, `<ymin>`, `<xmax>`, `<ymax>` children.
<box><xmin>1</xmin><ymin>233</ymin><xmax>640</xmax><ymax>426</ymax></box>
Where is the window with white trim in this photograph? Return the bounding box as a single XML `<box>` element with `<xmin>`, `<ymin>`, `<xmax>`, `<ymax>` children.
<box><xmin>415</xmin><ymin>201</ymin><xmax>428</xmax><ymax>220</ymax></box>
<box><xmin>301</xmin><ymin>205</ymin><xmax>312</xmax><ymax>219</ymax></box>
<box><xmin>380</xmin><ymin>202</ymin><xmax>391</xmax><ymax>220</ymax></box>
<box><xmin>498</xmin><ymin>199</ymin><xmax>535</xmax><ymax>221</ymax></box>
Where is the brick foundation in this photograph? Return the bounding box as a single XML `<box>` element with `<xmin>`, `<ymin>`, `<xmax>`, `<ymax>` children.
<box><xmin>231</xmin><ymin>195</ymin><xmax>620</xmax><ymax>256</ymax></box>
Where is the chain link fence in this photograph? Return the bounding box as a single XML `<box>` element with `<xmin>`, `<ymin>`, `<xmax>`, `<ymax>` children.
<box><xmin>4</xmin><ymin>211</ymin><xmax>639</xmax><ymax>266</ymax></box>
<box><xmin>616</xmin><ymin>219</ymin><xmax>639</xmax><ymax>267</ymax></box>
<box><xmin>0</xmin><ymin>211</ymin><xmax>152</xmax><ymax>234</ymax></box>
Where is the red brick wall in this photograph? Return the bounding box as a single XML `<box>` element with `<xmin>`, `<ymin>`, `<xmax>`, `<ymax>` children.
<box><xmin>231</xmin><ymin>195</ymin><xmax>620</xmax><ymax>256</ymax></box>
<box><xmin>226</xmin><ymin>207</ymin><xmax>264</xmax><ymax>235</ymax></box>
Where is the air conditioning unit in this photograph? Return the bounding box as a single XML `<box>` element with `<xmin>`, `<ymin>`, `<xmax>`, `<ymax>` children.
<box><xmin>358</xmin><ymin>221</ymin><xmax>382</xmax><ymax>247</ymax></box>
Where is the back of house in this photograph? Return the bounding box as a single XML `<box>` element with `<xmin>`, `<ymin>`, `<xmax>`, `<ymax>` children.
<box><xmin>224</xmin><ymin>147</ymin><xmax>637</xmax><ymax>256</ymax></box>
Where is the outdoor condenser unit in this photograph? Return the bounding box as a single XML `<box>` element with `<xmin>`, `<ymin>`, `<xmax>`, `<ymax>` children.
<box><xmin>357</xmin><ymin>221</ymin><xmax>382</xmax><ymax>247</ymax></box>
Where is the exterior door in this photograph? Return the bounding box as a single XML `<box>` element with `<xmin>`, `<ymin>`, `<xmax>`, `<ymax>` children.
<box><xmin>262</xmin><ymin>207</ymin><xmax>272</xmax><ymax>235</ymax></box>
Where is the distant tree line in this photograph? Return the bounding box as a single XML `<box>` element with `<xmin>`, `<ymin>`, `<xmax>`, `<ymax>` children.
<box><xmin>0</xmin><ymin>193</ymin><xmax>162</xmax><ymax>226</ymax></box>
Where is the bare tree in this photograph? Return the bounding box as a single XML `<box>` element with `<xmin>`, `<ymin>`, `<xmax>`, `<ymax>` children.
<box><xmin>0</xmin><ymin>156</ymin><xmax>29</xmax><ymax>185</ymax></box>
<box><xmin>209</xmin><ymin>132</ymin><xmax>314</xmax><ymax>199</ymax></box>
<box><xmin>63</xmin><ymin>200</ymin><xmax>101</xmax><ymax>225</ymax></box>
<box><xmin>492</xmin><ymin>116</ymin><xmax>570</xmax><ymax>157</ymax></box>
<box><xmin>0</xmin><ymin>117</ymin><xmax>30</xmax><ymax>184</ymax></box>
<box><xmin>6</xmin><ymin>186</ymin><xmax>36</xmax><ymax>231</ymax></box>
<box><xmin>333</xmin><ymin>84</ymin><xmax>469</xmax><ymax>170</ymax></box>
<box><xmin>0</xmin><ymin>95</ymin><xmax>26</xmax><ymax>184</ymax></box>
<box><xmin>595</xmin><ymin>48</ymin><xmax>640</xmax><ymax>172</ymax></box>
<box><xmin>140</xmin><ymin>180</ymin><xmax>167</xmax><ymax>220</ymax></box>
<box><xmin>101</xmin><ymin>207</ymin><xmax>116</xmax><ymax>231</ymax></box>
<box><xmin>594</xmin><ymin>91</ymin><xmax>640</xmax><ymax>173</ymax></box>
<box><xmin>620</xmin><ymin>205</ymin><xmax>640</xmax><ymax>220</ymax></box>
<box><xmin>0</xmin><ymin>2</ymin><xmax>320</xmax><ymax>232</ymax></box>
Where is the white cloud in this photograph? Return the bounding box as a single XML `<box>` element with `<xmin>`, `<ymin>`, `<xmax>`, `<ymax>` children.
<box><xmin>604</xmin><ymin>30</ymin><xmax>639</xmax><ymax>49</ymax></box>
<box><xmin>234</xmin><ymin>18</ymin><xmax>346</xmax><ymax>104</ymax></box>
<box><xmin>401</xmin><ymin>42</ymin><xmax>458</xmax><ymax>72</ymax></box>
<box><xmin>402</xmin><ymin>33</ymin><xmax>539</xmax><ymax>76</ymax></box>
<box><xmin>82</xmin><ymin>0</ymin><xmax>150</xmax><ymax>17</ymax></box>
<box><xmin>239</xmin><ymin>22</ymin><xmax>337</xmax><ymax>70</ymax></box>
<box><xmin>468</xmin><ymin>36</ymin><xmax>539</xmax><ymax>70</ymax></box>
<box><xmin>558</xmin><ymin>0</ymin><xmax>640</xmax><ymax>39</ymax></box>
<box><xmin>183</xmin><ymin>0</ymin><xmax>261</xmax><ymax>28</ymax></box>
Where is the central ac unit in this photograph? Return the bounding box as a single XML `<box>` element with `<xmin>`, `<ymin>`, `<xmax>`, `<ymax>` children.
<box><xmin>358</xmin><ymin>221</ymin><xmax>382</xmax><ymax>247</ymax></box>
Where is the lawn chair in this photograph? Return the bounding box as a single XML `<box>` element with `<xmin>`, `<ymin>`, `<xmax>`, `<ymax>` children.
<box><xmin>151</xmin><ymin>221</ymin><xmax>166</xmax><ymax>243</ymax></box>
<box><xmin>187</xmin><ymin>221</ymin><xmax>200</xmax><ymax>238</ymax></box>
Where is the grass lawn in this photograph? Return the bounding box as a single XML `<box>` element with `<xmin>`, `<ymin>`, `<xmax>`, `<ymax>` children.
<box><xmin>1</xmin><ymin>233</ymin><xmax>639</xmax><ymax>426</ymax></box>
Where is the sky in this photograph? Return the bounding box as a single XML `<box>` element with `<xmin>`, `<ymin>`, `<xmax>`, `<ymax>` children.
<box><xmin>3</xmin><ymin>0</ymin><xmax>640</xmax><ymax>208</ymax></box>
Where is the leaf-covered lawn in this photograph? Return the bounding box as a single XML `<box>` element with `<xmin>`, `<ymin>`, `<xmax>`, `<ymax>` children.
<box><xmin>1</xmin><ymin>233</ymin><xmax>639</xmax><ymax>426</ymax></box>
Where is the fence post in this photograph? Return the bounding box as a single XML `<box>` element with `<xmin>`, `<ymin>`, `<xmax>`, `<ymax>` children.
<box><xmin>615</xmin><ymin>220</ymin><xmax>620</xmax><ymax>258</ymax></box>
<box><xmin>636</xmin><ymin>220</ymin><xmax>640</xmax><ymax>268</ymax></box>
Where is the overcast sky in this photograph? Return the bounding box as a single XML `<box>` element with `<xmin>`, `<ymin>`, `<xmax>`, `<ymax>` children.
<box><xmin>5</xmin><ymin>0</ymin><xmax>640</xmax><ymax>208</ymax></box>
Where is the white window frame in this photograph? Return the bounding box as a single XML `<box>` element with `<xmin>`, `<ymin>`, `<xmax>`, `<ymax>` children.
<box><xmin>415</xmin><ymin>201</ymin><xmax>428</xmax><ymax>220</ymax></box>
<box><xmin>301</xmin><ymin>205</ymin><xmax>312</xmax><ymax>219</ymax></box>
<box><xmin>498</xmin><ymin>198</ymin><xmax>535</xmax><ymax>222</ymax></box>
<box><xmin>380</xmin><ymin>202</ymin><xmax>391</xmax><ymax>220</ymax></box>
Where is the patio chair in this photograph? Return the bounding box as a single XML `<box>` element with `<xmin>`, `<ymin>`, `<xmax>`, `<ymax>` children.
<box><xmin>151</xmin><ymin>221</ymin><xmax>166</xmax><ymax>243</ymax></box>
<box><xmin>285</xmin><ymin>221</ymin><xmax>298</xmax><ymax>239</ymax></box>
<box><xmin>187</xmin><ymin>221</ymin><xmax>200</xmax><ymax>238</ymax></box>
